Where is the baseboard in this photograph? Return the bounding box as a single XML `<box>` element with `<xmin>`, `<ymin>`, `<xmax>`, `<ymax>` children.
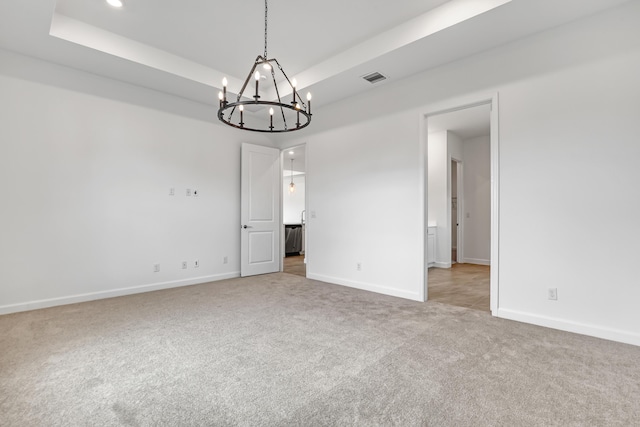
<box><xmin>0</xmin><ymin>272</ymin><xmax>241</xmax><ymax>315</ymax></box>
<box><xmin>307</xmin><ymin>273</ymin><xmax>422</xmax><ymax>302</ymax></box>
<box><xmin>434</xmin><ymin>262</ymin><xmax>452</xmax><ymax>269</ymax></box>
<box><xmin>497</xmin><ymin>308</ymin><xmax>640</xmax><ymax>347</ymax></box>
<box><xmin>462</xmin><ymin>258</ymin><xmax>490</xmax><ymax>266</ymax></box>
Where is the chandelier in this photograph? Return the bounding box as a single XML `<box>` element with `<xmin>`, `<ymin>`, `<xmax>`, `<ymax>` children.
<box><xmin>217</xmin><ymin>0</ymin><xmax>312</xmax><ymax>133</ymax></box>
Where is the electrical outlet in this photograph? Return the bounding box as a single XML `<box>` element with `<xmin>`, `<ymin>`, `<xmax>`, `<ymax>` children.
<box><xmin>193</xmin><ymin>189</ymin><xmax>198</xmax><ymax>197</ymax></box>
<box><xmin>356</xmin><ymin>262</ymin><xmax>362</xmax><ymax>271</ymax></box>
<box><xmin>223</xmin><ymin>256</ymin><xmax>228</xmax><ymax>264</ymax></box>
<box><xmin>194</xmin><ymin>260</ymin><xmax>199</xmax><ymax>268</ymax></box>
<box><xmin>182</xmin><ymin>261</ymin><xmax>188</xmax><ymax>269</ymax></box>
<box><xmin>169</xmin><ymin>188</ymin><xmax>175</xmax><ymax>196</ymax></box>
<box><xmin>548</xmin><ymin>288</ymin><xmax>558</xmax><ymax>300</ymax></box>
<box><xmin>154</xmin><ymin>264</ymin><xmax>160</xmax><ymax>272</ymax></box>
<box><xmin>186</xmin><ymin>188</ymin><xmax>192</xmax><ymax>197</ymax></box>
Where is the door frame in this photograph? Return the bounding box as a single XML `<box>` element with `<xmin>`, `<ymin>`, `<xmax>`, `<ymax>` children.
<box><xmin>451</xmin><ymin>157</ymin><xmax>463</xmax><ymax>264</ymax></box>
<box><xmin>420</xmin><ymin>93</ymin><xmax>500</xmax><ymax>315</ymax></box>
<box><xmin>279</xmin><ymin>143</ymin><xmax>308</xmax><ymax>274</ymax></box>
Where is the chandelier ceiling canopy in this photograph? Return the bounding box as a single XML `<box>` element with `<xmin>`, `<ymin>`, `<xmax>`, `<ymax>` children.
<box><xmin>217</xmin><ymin>0</ymin><xmax>312</xmax><ymax>133</ymax></box>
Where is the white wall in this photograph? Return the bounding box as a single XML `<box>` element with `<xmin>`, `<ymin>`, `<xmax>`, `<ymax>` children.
<box><xmin>279</xmin><ymin>1</ymin><xmax>640</xmax><ymax>346</ymax></box>
<box><xmin>283</xmin><ymin>175</ymin><xmax>305</xmax><ymax>224</ymax></box>
<box><xmin>462</xmin><ymin>135</ymin><xmax>491</xmax><ymax>264</ymax></box>
<box><xmin>0</xmin><ymin>50</ymin><xmax>273</xmax><ymax>313</ymax></box>
<box><xmin>288</xmin><ymin>112</ymin><xmax>423</xmax><ymax>301</ymax></box>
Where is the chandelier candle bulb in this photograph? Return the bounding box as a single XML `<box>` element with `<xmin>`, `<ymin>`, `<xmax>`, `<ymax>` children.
<box><xmin>296</xmin><ymin>103</ymin><xmax>301</xmax><ymax>127</ymax></box>
<box><xmin>239</xmin><ymin>105</ymin><xmax>244</xmax><ymax>127</ymax></box>
<box><xmin>292</xmin><ymin>79</ymin><xmax>297</xmax><ymax>104</ymax></box>
<box><xmin>307</xmin><ymin>92</ymin><xmax>312</xmax><ymax>114</ymax></box>
<box><xmin>254</xmin><ymin>71</ymin><xmax>260</xmax><ymax>99</ymax></box>
<box><xmin>218</xmin><ymin>91</ymin><xmax>223</xmax><ymax>108</ymax></box>
<box><xmin>269</xmin><ymin>107</ymin><xmax>274</xmax><ymax>131</ymax></box>
<box><xmin>222</xmin><ymin>77</ymin><xmax>228</xmax><ymax>103</ymax></box>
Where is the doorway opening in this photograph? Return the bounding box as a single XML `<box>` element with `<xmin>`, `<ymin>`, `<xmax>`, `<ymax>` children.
<box><xmin>451</xmin><ymin>158</ymin><xmax>461</xmax><ymax>264</ymax></box>
<box><xmin>424</xmin><ymin>100</ymin><xmax>496</xmax><ymax>313</ymax></box>
<box><xmin>282</xmin><ymin>145</ymin><xmax>307</xmax><ymax>277</ymax></box>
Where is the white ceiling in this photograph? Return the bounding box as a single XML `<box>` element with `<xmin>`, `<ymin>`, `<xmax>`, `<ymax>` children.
<box><xmin>0</xmin><ymin>0</ymin><xmax>632</xmax><ymax>113</ymax></box>
<box><xmin>54</xmin><ymin>0</ymin><xmax>451</xmax><ymax>79</ymax></box>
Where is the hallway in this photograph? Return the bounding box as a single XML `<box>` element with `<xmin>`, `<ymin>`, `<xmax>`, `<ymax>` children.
<box><xmin>428</xmin><ymin>264</ymin><xmax>490</xmax><ymax>312</ymax></box>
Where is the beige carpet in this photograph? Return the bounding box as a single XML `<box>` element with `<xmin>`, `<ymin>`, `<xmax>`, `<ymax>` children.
<box><xmin>1</xmin><ymin>273</ymin><xmax>639</xmax><ymax>426</ymax></box>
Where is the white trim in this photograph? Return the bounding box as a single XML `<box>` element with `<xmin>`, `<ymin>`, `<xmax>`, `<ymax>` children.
<box><xmin>462</xmin><ymin>258</ymin><xmax>490</xmax><ymax>265</ymax></box>
<box><xmin>0</xmin><ymin>273</ymin><xmax>240</xmax><ymax>315</ymax></box>
<box><xmin>455</xmin><ymin>158</ymin><xmax>464</xmax><ymax>264</ymax></box>
<box><xmin>498</xmin><ymin>308</ymin><xmax>640</xmax><ymax>348</ymax></box>
<box><xmin>308</xmin><ymin>273</ymin><xmax>422</xmax><ymax>302</ymax></box>
<box><xmin>489</xmin><ymin>94</ymin><xmax>500</xmax><ymax>315</ymax></box>
<box><xmin>418</xmin><ymin>110</ymin><xmax>428</xmax><ymax>302</ymax></box>
<box><xmin>434</xmin><ymin>261</ymin><xmax>452</xmax><ymax>269</ymax></box>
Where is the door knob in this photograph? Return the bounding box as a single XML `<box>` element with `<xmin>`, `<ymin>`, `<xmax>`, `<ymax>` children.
<box><xmin>242</xmin><ymin>225</ymin><xmax>252</xmax><ymax>229</ymax></box>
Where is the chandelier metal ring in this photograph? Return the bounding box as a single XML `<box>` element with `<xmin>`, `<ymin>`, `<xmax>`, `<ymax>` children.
<box><xmin>218</xmin><ymin>101</ymin><xmax>311</xmax><ymax>133</ymax></box>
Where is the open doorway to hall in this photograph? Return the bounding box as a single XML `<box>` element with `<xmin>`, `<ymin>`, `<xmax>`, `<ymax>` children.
<box><xmin>426</xmin><ymin>104</ymin><xmax>492</xmax><ymax>312</ymax></box>
<box><xmin>282</xmin><ymin>145</ymin><xmax>307</xmax><ymax>277</ymax></box>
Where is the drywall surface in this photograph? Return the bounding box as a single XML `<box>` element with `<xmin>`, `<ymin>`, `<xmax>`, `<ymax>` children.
<box><xmin>0</xmin><ymin>50</ymin><xmax>272</xmax><ymax>313</ymax></box>
<box><xmin>300</xmin><ymin>112</ymin><xmax>423</xmax><ymax>301</ymax></box>
<box><xmin>279</xmin><ymin>2</ymin><xmax>640</xmax><ymax>345</ymax></box>
<box><xmin>282</xmin><ymin>110</ymin><xmax>426</xmax><ymax>300</ymax></box>
<box><xmin>462</xmin><ymin>135</ymin><xmax>491</xmax><ymax>264</ymax></box>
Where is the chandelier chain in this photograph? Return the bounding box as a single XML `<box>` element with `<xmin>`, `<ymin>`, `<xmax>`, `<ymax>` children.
<box><xmin>264</xmin><ymin>0</ymin><xmax>268</xmax><ymax>59</ymax></box>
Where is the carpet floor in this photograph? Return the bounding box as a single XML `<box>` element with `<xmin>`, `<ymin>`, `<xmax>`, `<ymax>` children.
<box><xmin>1</xmin><ymin>273</ymin><xmax>639</xmax><ymax>426</ymax></box>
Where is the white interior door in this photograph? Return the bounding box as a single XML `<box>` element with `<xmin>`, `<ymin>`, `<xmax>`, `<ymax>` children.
<box><xmin>241</xmin><ymin>143</ymin><xmax>281</xmax><ymax>277</ymax></box>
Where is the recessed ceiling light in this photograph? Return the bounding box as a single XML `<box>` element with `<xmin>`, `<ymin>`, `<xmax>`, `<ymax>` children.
<box><xmin>106</xmin><ymin>0</ymin><xmax>123</xmax><ymax>8</ymax></box>
<box><xmin>289</xmin><ymin>151</ymin><xmax>294</xmax><ymax>155</ymax></box>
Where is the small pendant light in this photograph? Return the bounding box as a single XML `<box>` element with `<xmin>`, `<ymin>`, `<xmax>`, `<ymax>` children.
<box><xmin>289</xmin><ymin>158</ymin><xmax>296</xmax><ymax>193</ymax></box>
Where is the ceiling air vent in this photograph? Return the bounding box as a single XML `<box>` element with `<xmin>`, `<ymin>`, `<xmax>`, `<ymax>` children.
<box><xmin>361</xmin><ymin>72</ymin><xmax>387</xmax><ymax>84</ymax></box>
